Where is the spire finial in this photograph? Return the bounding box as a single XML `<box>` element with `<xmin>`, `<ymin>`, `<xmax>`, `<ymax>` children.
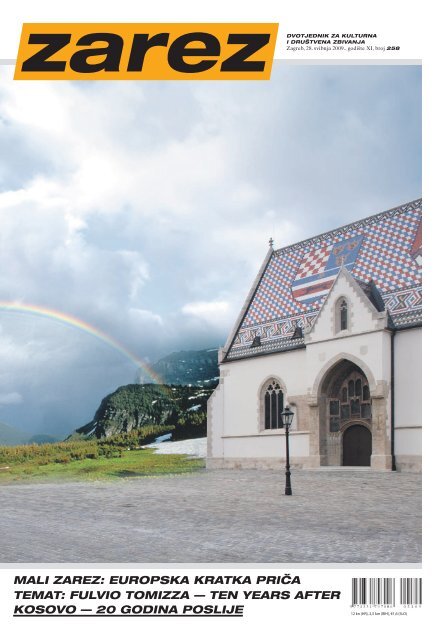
<box><xmin>269</xmin><ymin>237</ymin><xmax>274</xmax><ymax>249</ymax></box>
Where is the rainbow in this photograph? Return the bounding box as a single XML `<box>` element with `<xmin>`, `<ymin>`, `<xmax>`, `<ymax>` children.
<box><xmin>0</xmin><ymin>301</ymin><xmax>167</xmax><ymax>388</ymax></box>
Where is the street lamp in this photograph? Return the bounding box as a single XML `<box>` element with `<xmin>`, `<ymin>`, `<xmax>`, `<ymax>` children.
<box><xmin>281</xmin><ymin>405</ymin><xmax>294</xmax><ymax>496</ymax></box>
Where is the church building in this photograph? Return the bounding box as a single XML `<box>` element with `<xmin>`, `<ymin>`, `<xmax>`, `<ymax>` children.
<box><xmin>207</xmin><ymin>199</ymin><xmax>422</xmax><ymax>471</ymax></box>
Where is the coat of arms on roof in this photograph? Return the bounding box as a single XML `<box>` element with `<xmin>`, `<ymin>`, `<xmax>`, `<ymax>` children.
<box><xmin>224</xmin><ymin>198</ymin><xmax>422</xmax><ymax>361</ymax></box>
<box><xmin>291</xmin><ymin>235</ymin><xmax>364</xmax><ymax>308</ymax></box>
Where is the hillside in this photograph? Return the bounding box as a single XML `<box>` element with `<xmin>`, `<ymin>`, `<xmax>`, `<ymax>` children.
<box><xmin>147</xmin><ymin>348</ymin><xmax>219</xmax><ymax>386</ymax></box>
<box><xmin>72</xmin><ymin>383</ymin><xmax>214</xmax><ymax>440</ymax></box>
<box><xmin>0</xmin><ymin>421</ymin><xmax>28</xmax><ymax>446</ymax></box>
<box><xmin>27</xmin><ymin>434</ymin><xmax>59</xmax><ymax>444</ymax></box>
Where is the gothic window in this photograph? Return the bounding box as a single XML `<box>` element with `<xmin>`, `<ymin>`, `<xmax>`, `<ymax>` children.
<box><xmin>340</xmin><ymin>300</ymin><xmax>348</xmax><ymax>330</ymax></box>
<box><xmin>330</xmin><ymin>400</ymin><xmax>339</xmax><ymax>415</ymax></box>
<box><xmin>361</xmin><ymin>404</ymin><xmax>371</xmax><ymax>418</ymax></box>
<box><xmin>264</xmin><ymin>380</ymin><xmax>284</xmax><ymax>429</ymax></box>
<box><xmin>328</xmin><ymin>371</ymin><xmax>371</xmax><ymax>432</ymax></box>
<box><xmin>351</xmin><ymin>399</ymin><xmax>360</xmax><ymax>416</ymax></box>
<box><xmin>335</xmin><ymin>297</ymin><xmax>349</xmax><ymax>332</ymax></box>
<box><xmin>329</xmin><ymin>399</ymin><xmax>340</xmax><ymax>432</ymax></box>
<box><xmin>341</xmin><ymin>404</ymin><xmax>350</xmax><ymax>419</ymax></box>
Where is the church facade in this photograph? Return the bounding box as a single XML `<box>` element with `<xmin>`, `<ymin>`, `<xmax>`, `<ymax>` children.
<box><xmin>207</xmin><ymin>199</ymin><xmax>422</xmax><ymax>472</ymax></box>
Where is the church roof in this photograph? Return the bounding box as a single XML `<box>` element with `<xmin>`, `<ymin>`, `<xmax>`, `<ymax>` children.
<box><xmin>224</xmin><ymin>198</ymin><xmax>422</xmax><ymax>361</ymax></box>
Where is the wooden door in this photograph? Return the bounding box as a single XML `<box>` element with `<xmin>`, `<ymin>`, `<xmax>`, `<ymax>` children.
<box><xmin>342</xmin><ymin>425</ymin><xmax>371</xmax><ymax>466</ymax></box>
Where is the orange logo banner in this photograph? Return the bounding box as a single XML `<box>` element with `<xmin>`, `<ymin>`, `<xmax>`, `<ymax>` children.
<box><xmin>15</xmin><ymin>23</ymin><xmax>278</xmax><ymax>80</ymax></box>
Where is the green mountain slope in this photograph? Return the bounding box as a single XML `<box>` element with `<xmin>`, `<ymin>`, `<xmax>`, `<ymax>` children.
<box><xmin>72</xmin><ymin>383</ymin><xmax>214</xmax><ymax>440</ymax></box>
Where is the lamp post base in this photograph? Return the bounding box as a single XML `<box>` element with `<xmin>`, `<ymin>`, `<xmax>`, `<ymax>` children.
<box><xmin>284</xmin><ymin>470</ymin><xmax>292</xmax><ymax>496</ymax></box>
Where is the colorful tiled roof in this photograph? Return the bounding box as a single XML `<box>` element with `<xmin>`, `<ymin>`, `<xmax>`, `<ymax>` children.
<box><xmin>225</xmin><ymin>199</ymin><xmax>422</xmax><ymax>361</ymax></box>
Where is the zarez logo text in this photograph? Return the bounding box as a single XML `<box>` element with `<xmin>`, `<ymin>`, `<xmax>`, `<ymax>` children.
<box><xmin>15</xmin><ymin>23</ymin><xmax>278</xmax><ymax>80</ymax></box>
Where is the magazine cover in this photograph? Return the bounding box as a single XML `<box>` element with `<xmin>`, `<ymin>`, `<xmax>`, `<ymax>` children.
<box><xmin>0</xmin><ymin>1</ymin><xmax>435</xmax><ymax>636</ymax></box>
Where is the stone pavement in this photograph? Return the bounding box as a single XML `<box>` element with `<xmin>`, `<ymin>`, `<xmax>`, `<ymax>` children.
<box><xmin>0</xmin><ymin>469</ymin><xmax>421</xmax><ymax>563</ymax></box>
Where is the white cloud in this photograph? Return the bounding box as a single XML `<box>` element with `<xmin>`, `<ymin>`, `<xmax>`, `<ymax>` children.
<box><xmin>181</xmin><ymin>300</ymin><xmax>235</xmax><ymax>331</ymax></box>
<box><xmin>182</xmin><ymin>300</ymin><xmax>229</xmax><ymax>316</ymax></box>
<box><xmin>0</xmin><ymin>392</ymin><xmax>23</xmax><ymax>406</ymax></box>
<box><xmin>128</xmin><ymin>307</ymin><xmax>163</xmax><ymax>326</ymax></box>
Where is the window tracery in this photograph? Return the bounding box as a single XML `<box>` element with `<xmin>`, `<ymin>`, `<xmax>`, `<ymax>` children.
<box><xmin>264</xmin><ymin>380</ymin><xmax>284</xmax><ymax>429</ymax></box>
<box><xmin>328</xmin><ymin>371</ymin><xmax>371</xmax><ymax>432</ymax></box>
<box><xmin>335</xmin><ymin>297</ymin><xmax>349</xmax><ymax>332</ymax></box>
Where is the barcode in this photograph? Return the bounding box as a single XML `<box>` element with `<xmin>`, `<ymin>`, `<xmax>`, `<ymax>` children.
<box><xmin>352</xmin><ymin>578</ymin><xmax>422</xmax><ymax>606</ymax></box>
<box><xmin>400</xmin><ymin>578</ymin><xmax>422</xmax><ymax>605</ymax></box>
<box><xmin>352</xmin><ymin>578</ymin><xmax>395</xmax><ymax>606</ymax></box>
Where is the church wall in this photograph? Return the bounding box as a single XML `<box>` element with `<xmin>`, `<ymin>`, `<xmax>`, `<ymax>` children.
<box><xmin>305</xmin><ymin>330</ymin><xmax>392</xmax><ymax>394</ymax></box>
<box><xmin>219</xmin><ymin>432</ymin><xmax>310</xmax><ymax>469</ymax></box>
<box><xmin>219</xmin><ymin>349</ymin><xmax>308</xmax><ymax>439</ymax></box>
<box><xmin>207</xmin><ymin>328</ymin><xmax>394</xmax><ymax>469</ymax></box>
<box><xmin>394</xmin><ymin>328</ymin><xmax>421</xmax><ymax>426</ymax></box>
<box><xmin>394</xmin><ymin>428</ymin><xmax>421</xmax><ymax>455</ymax></box>
<box><xmin>305</xmin><ymin>270</ymin><xmax>386</xmax><ymax>345</ymax></box>
<box><xmin>207</xmin><ymin>379</ymin><xmax>225</xmax><ymax>459</ymax></box>
<box><xmin>207</xmin><ymin>322</ymin><xmax>421</xmax><ymax>470</ymax></box>
<box><xmin>394</xmin><ymin>327</ymin><xmax>422</xmax><ymax>471</ymax></box>
<box><xmin>207</xmin><ymin>348</ymin><xmax>309</xmax><ymax>467</ymax></box>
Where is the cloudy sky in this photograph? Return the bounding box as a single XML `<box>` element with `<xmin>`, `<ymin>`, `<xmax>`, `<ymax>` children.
<box><xmin>0</xmin><ymin>62</ymin><xmax>421</xmax><ymax>437</ymax></box>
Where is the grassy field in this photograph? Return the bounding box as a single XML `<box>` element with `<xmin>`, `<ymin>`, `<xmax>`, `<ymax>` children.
<box><xmin>0</xmin><ymin>448</ymin><xmax>205</xmax><ymax>484</ymax></box>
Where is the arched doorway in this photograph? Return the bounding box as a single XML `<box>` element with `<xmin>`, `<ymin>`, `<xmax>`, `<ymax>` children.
<box><xmin>342</xmin><ymin>424</ymin><xmax>372</xmax><ymax>466</ymax></box>
<box><xmin>317</xmin><ymin>359</ymin><xmax>373</xmax><ymax>466</ymax></box>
